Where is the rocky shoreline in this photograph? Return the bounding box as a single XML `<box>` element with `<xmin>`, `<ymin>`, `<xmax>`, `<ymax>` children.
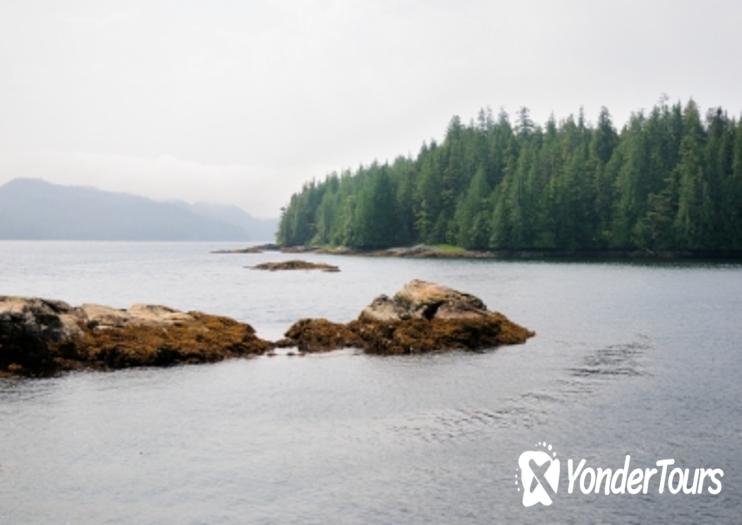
<box><xmin>213</xmin><ymin>243</ymin><xmax>742</xmax><ymax>261</ymax></box>
<box><xmin>218</xmin><ymin>243</ymin><xmax>489</xmax><ymax>258</ymax></box>
<box><xmin>0</xmin><ymin>281</ymin><xmax>533</xmax><ymax>377</ymax></box>
<box><xmin>211</xmin><ymin>244</ymin><xmax>280</xmax><ymax>254</ymax></box>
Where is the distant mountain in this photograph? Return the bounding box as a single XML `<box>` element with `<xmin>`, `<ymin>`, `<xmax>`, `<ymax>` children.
<box><xmin>171</xmin><ymin>201</ymin><xmax>277</xmax><ymax>241</ymax></box>
<box><xmin>0</xmin><ymin>178</ymin><xmax>277</xmax><ymax>241</ymax></box>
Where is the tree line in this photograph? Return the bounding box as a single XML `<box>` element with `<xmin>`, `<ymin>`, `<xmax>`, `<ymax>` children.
<box><xmin>277</xmin><ymin>99</ymin><xmax>742</xmax><ymax>253</ymax></box>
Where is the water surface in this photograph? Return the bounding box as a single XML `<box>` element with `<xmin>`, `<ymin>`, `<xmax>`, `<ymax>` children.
<box><xmin>0</xmin><ymin>242</ymin><xmax>740</xmax><ymax>523</ymax></box>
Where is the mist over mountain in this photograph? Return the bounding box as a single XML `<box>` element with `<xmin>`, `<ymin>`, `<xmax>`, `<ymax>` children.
<box><xmin>170</xmin><ymin>201</ymin><xmax>277</xmax><ymax>242</ymax></box>
<box><xmin>0</xmin><ymin>178</ymin><xmax>277</xmax><ymax>241</ymax></box>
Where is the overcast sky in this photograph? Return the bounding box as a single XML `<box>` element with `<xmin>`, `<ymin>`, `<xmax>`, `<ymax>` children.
<box><xmin>1</xmin><ymin>0</ymin><xmax>740</xmax><ymax>218</ymax></box>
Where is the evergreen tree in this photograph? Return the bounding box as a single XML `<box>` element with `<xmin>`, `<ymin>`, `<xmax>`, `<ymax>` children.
<box><xmin>454</xmin><ymin>166</ymin><xmax>491</xmax><ymax>249</ymax></box>
<box><xmin>674</xmin><ymin>100</ymin><xmax>707</xmax><ymax>248</ymax></box>
<box><xmin>277</xmin><ymin>100</ymin><xmax>742</xmax><ymax>255</ymax></box>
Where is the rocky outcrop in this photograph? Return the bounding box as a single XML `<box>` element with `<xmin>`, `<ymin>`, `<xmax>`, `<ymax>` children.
<box><xmin>211</xmin><ymin>243</ymin><xmax>280</xmax><ymax>254</ymax></box>
<box><xmin>363</xmin><ymin>245</ymin><xmax>492</xmax><ymax>259</ymax></box>
<box><xmin>274</xmin><ymin>244</ymin><xmax>493</xmax><ymax>258</ymax></box>
<box><xmin>283</xmin><ymin>280</ymin><xmax>534</xmax><ymax>354</ymax></box>
<box><xmin>283</xmin><ymin>319</ymin><xmax>360</xmax><ymax>352</ymax></box>
<box><xmin>358</xmin><ymin>279</ymin><xmax>488</xmax><ymax>321</ymax></box>
<box><xmin>0</xmin><ymin>280</ymin><xmax>534</xmax><ymax>376</ymax></box>
<box><xmin>250</xmin><ymin>260</ymin><xmax>340</xmax><ymax>272</ymax></box>
<box><xmin>0</xmin><ymin>297</ymin><xmax>271</xmax><ymax>376</ymax></box>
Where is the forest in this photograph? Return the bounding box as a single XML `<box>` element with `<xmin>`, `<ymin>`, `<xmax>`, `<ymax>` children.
<box><xmin>277</xmin><ymin>99</ymin><xmax>742</xmax><ymax>253</ymax></box>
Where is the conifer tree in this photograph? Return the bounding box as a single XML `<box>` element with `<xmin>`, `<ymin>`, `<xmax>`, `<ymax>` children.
<box><xmin>277</xmin><ymin>100</ymin><xmax>742</xmax><ymax>255</ymax></box>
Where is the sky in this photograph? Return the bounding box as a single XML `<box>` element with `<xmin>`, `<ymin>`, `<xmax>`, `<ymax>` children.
<box><xmin>1</xmin><ymin>0</ymin><xmax>740</xmax><ymax>218</ymax></box>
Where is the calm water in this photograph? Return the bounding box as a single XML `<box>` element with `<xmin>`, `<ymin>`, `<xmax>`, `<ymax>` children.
<box><xmin>1</xmin><ymin>242</ymin><xmax>741</xmax><ymax>524</ymax></box>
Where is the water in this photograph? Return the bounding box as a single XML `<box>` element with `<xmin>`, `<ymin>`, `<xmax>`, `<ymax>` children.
<box><xmin>0</xmin><ymin>242</ymin><xmax>740</xmax><ymax>524</ymax></box>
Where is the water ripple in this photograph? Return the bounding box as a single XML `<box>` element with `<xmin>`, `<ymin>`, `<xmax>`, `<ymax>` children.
<box><xmin>568</xmin><ymin>335</ymin><xmax>652</xmax><ymax>379</ymax></box>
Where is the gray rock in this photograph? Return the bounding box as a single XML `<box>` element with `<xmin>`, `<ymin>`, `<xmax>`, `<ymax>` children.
<box><xmin>359</xmin><ymin>280</ymin><xmax>488</xmax><ymax>322</ymax></box>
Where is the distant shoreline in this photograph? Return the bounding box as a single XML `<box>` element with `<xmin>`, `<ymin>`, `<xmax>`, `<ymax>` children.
<box><xmin>213</xmin><ymin>243</ymin><xmax>742</xmax><ymax>262</ymax></box>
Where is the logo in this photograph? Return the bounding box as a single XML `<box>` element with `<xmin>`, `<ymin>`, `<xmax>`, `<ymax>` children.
<box><xmin>515</xmin><ymin>442</ymin><xmax>725</xmax><ymax>507</ymax></box>
<box><xmin>516</xmin><ymin>441</ymin><xmax>560</xmax><ymax>507</ymax></box>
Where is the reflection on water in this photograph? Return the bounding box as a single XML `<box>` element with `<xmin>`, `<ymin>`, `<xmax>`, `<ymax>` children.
<box><xmin>0</xmin><ymin>242</ymin><xmax>740</xmax><ymax>524</ymax></box>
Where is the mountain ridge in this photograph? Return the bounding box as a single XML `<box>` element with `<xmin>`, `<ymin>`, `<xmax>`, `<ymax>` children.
<box><xmin>0</xmin><ymin>178</ymin><xmax>277</xmax><ymax>241</ymax></box>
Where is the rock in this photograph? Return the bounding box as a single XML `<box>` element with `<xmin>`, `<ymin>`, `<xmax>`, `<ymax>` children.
<box><xmin>211</xmin><ymin>247</ymin><xmax>259</xmax><ymax>254</ymax></box>
<box><xmin>0</xmin><ymin>281</ymin><xmax>533</xmax><ymax>376</ymax></box>
<box><xmin>0</xmin><ymin>297</ymin><xmax>85</xmax><ymax>374</ymax></box>
<box><xmin>274</xmin><ymin>244</ymin><xmax>495</xmax><ymax>259</ymax></box>
<box><xmin>358</xmin><ymin>295</ymin><xmax>411</xmax><ymax>322</ymax></box>
<box><xmin>0</xmin><ymin>296</ymin><xmax>271</xmax><ymax>376</ymax></box>
<box><xmin>283</xmin><ymin>280</ymin><xmax>534</xmax><ymax>354</ymax></box>
<box><xmin>283</xmin><ymin>319</ymin><xmax>361</xmax><ymax>352</ymax></box>
<box><xmin>360</xmin><ymin>280</ymin><xmax>486</xmax><ymax>321</ymax></box>
<box><xmin>350</xmin><ymin>314</ymin><xmax>532</xmax><ymax>354</ymax></box>
<box><xmin>250</xmin><ymin>260</ymin><xmax>340</xmax><ymax>272</ymax></box>
<box><xmin>279</xmin><ymin>245</ymin><xmax>317</xmax><ymax>254</ymax></box>
<box><xmin>211</xmin><ymin>243</ymin><xmax>280</xmax><ymax>254</ymax></box>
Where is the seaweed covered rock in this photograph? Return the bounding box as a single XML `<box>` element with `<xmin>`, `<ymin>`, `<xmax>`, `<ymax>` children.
<box><xmin>250</xmin><ymin>260</ymin><xmax>340</xmax><ymax>272</ymax></box>
<box><xmin>0</xmin><ymin>296</ymin><xmax>271</xmax><ymax>376</ymax></box>
<box><xmin>283</xmin><ymin>280</ymin><xmax>534</xmax><ymax>353</ymax></box>
<box><xmin>283</xmin><ymin>319</ymin><xmax>361</xmax><ymax>353</ymax></box>
<box><xmin>0</xmin><ymin>281</ymin><xmax>534</xmax><ymax>376</ymax></box>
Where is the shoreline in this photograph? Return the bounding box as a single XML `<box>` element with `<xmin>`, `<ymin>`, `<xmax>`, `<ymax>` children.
<box><xmin>215</xmin><ymin>243</ymin><xmax>742</xmax><ymax>262</ymax></box>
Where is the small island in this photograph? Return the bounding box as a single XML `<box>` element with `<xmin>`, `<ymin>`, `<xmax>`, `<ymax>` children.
<box><xmin>249</xmin><ymin>260</ymin><xmax>340</xmax><ymax>272</ymax></box>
